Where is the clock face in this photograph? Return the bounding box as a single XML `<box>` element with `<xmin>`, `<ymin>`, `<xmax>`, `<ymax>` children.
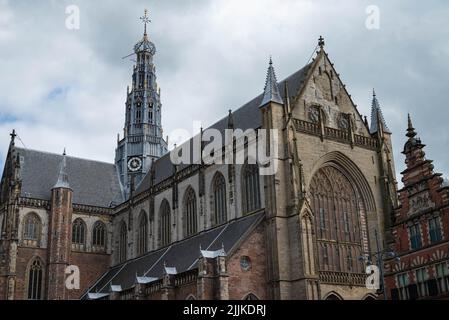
<box><xmin>127</xmin><ymin>157</ymin><xmax>142</xmax><ymax>172</ymax></box>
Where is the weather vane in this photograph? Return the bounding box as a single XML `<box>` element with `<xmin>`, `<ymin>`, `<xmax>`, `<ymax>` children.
<box><xmin>140</xmin><ymin>9</ymin><xmax>151</xmax><ymax>36</ymax></box>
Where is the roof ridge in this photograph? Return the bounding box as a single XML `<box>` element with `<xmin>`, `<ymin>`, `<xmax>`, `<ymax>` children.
<box><xmin>15</xmin><ymin>147</ymin><xmax>115</xmax><ymax>166</ymax></box>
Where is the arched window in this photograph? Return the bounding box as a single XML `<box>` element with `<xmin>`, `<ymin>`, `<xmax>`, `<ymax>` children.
<box><xmin>27</xmin><ymin>258</ymin><xmax>43</xmax><ymax>300</ymax></box>
<box><xmin>23</xmin><ymin>213</ymin><xmax>41</xmax><ymax>246</ymax></box>
<box><xmin>184</xmin><ymin>188</ymin><xmax>197</xmax><ymax>237</ymax></box>
<box><xmin>309</xmin><ymin>166</ymin><xmax>364</xmax><ymax>274</ymax></box>
<box><xmin>242</xmin><ymin>164</ymin><xmax>261</xmax><ymax>214</ymax></box>
<box><xmin>118</xmin><ymin>221</ymin><xmax>127</xmax><ymax>263</ymax></box>
<box><xmin>137</xmin><ymin>211</ymin><xmax>148</xmax><ymax>256</ymax></box>
<box><xmin>212</xmin><ymin>173</ymin><xmax>227</xmax><ymax>226</ymax></box>
<box><xmin>160</xmin><ymin>200</ymin><xmax>171</xmax><ymax>246</ymax></box>
<box><xmin>243</xmin><ymin>293</ymin><xmax>259</xmax><ymax>300</ymax></box>
<box><xmin>72</xmin><ymin>218</ymin><xmax>86</xmax><ymax>250</ymax></box>
<box><xmin>92</xmin><ymin>221</ymin><xmax>106</xmax><ymax>251</ymax></box>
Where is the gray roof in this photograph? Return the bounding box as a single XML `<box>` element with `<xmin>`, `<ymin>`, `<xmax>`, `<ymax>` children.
<box><xmin>135</xmin><ymin>62</ymin><xmax>312</xmax><ymax>194</ymax></box>
<box><xmin>83</xmin><ymin>211</ymin><xmax>264</xmax><ymax>298</ymax></box>
<box><xmin>16</xmin><ymin>147</ymin><xmax>123</xmax><ymax>208</ymax></box>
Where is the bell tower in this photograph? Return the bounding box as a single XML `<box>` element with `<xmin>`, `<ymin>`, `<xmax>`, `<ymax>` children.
<box><xmin>115</xmin><ymin>10</ymin><xmax>168</xmax><ymax>198</ymax></box>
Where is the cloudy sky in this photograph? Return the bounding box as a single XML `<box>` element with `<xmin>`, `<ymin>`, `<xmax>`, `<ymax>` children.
<box><xmin>0</xmin><ymin>0</ymin><xmax>448</xmax><ymax>182</ymax></box>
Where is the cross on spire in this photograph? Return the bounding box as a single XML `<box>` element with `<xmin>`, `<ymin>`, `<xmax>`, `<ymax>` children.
<box><xmin>140</xmin><ymin>9</ymin><xmax>151</xmax><ymax>36</ymax></box>
<box><xmin>318</xmin><ymin>35</ymin><xmax>325</xmax><ymax>50</ymax></box>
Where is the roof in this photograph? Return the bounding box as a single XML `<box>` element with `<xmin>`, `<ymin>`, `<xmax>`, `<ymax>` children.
<box><xmin>135</xmin><ymin>62</ymin><xmax>312</xmax><ymax>194</ymax></box>
<box><xmin>16</xmin><ymin>147</ymin><xmax>123</xmax><ymax>208</ymax></box>
<box><xmin>83</xmin><ymin>211</ymin><xmax>264</xmax><ymax>298</ymax></box>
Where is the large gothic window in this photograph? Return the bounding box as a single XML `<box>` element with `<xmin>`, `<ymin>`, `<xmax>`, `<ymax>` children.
<box><xmin>92</xmin><ymin>221</ymin><xmax>106</xmax><ymax>251</ymax></box>
<box><xmin>183</xmin><ymin>188</ymin><xmax>197</xmax><ymax>237</ymax></box>
<box><xmin>160</xmin><ymin>200</ymin><xmax>171</xmax><ymax>247</ymax></box>
<box><xmin>27</xmin><ymin>258</ymin><xmax>43</xmax><ymax>300</ymax></box>
<box><xmin>72</xmin><ymin>218</ymin><xmax>86</xmax><ymax>250</ymax></box>
<box><xmin>118</xmin><ymin>221</ymin><xmax>127</xmax><ymax>263</ymax></box>
<box><xmin>309</xmin><ymin>166</ymin><xmax>364</xmax><ymax>274</ymax></box>
<box><xmin>137</xmin><ymin>211</ymin><xmax>148</xmax><ymax>256</ymax></box>
<box><xmin>23</xmin><ymin>213</ymin><xmax>41</xmax><ymax>246</ymax></box>
<box><xmin>242</xmin><ymin>164</ymin><xmax>261</xmax><ymax>214</ymax></box>
<box><xmin>212</xmin><ymin>173</ymin><xmax>227</xmax><ymax>226</ymax></box>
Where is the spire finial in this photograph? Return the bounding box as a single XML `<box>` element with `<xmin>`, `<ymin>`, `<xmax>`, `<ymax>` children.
<box><xmin>318</xmin><ymin>35</ymin><xmax>325</xmax><ymax>50</ymax></box>
<box><xmin>259</xmin><ymin>56</ymin><xmax>283</xmax><ymax>108</ymax></box>
<box><xmin>63</xmin><ymin>148</ymin><xmax>66</xmax><ymax>156</ymax></box>
<box><xmin>406</xmin><ymin>113</ymin><xmax>417</xmax><ymax>139</ymax></box>
<box><xmin>373</xmin><ymin>88</ymin><xmax>376</xmax><ymax>97</ymax></box>
<box><xmin>10</xmin><ymin>129</ymin><xmax>16</xmax><ymax>143</ymax></box>
<box><xmin>140</xmin><ymin>9</ymin><xmax>151</xmax><ymax>37</ymax></box>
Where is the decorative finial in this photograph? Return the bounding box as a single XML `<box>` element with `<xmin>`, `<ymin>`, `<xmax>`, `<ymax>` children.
<box><xmin>373</xmin><ymin>88</ymin><xmax>376</xmax><ymax>97</ymax></box>
<box><xmin>406</xmin><ymin>113</ymin><xmax>417</xmax><ymax>139</ymax></box>
<box><xmin>63</xmin><ymin>148</ymin><xmax>66</xmax><ymax>156</ymax></box>
<box><xmin>318</xmin><ymin>35</ymin><xmax>325</xmax><ymax>50</ymax></box>
<box><xmin>10</xmin><ymin>129</ymin><xmax>16</xmax><ymax>143</ymax></box>
<box><xmin>140</xmin><ymin>9</ymin><xmax>151</xmax><ymax>36</ymax></box>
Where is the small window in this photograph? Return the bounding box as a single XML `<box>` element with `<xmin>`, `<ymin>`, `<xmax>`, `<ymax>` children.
<box><xmin>409</xmin><ymin>224</ymin><xmax>422</xmax><ymax>250</ymax></box>
<box><xmin>92</xmin><ymin>221</ymin><xmax>106</xmax><ymax>251</ymax></box>
<box><xmin>435</xmin><ymin>262</ymin><xmax>449</xmax><ymax>294</ymax></box>
<box><xmin>23</xmin><ymin>213</ymin><xmax>41</xmax><ymax>246</ymax></box>
<box><xmin>72</xmin><ymin>219</ymin><xmax>86</xmax><ymax>250</ymax></box>
<box><xmin>429</xmin><ymin>217</ymin><xmax>442</xmax><ymax>243</ymax></box>
<box><xmin>397</xmin><ymin>273</ymin><xmax>409</xmax><ymax>300</ymax></box>
<box><xmin>415</xmin><ymin>268</ymin><xmax>429</xmax><ymax>297</ymax></box>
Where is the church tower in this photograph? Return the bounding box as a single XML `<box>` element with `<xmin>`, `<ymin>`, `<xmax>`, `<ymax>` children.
<box><xmin>115</xmin><ymin>10</ymin><xmax>168</xmax><ymax>198</ymax></box>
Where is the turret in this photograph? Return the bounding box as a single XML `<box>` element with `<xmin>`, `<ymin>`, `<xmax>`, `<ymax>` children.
<box><xmin>47</xmin><ymin>150</ymin><xmax>73</xmax><ymax>300</ymax></box>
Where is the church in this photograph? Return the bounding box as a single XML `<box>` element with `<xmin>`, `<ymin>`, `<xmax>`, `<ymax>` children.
<box><xmin>1</xmin><ymin>12</ymin><xmax>443</xmax><ymax>300</ymax></box>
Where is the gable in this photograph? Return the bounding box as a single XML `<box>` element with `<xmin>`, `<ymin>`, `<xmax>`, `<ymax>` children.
<box><xmin>292</xmin><ymin>51</ymin><xmax>370</xmax><ymax>137</ymax></box>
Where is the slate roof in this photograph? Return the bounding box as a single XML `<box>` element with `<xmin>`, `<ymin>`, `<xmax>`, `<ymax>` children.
<box><xmin>82</xmin><ymin>211</ymin><xmax>264</xmax><ymax>298</ymax></box>
<box><xmin>16</xmin><ymin>147</ymin><xmax>123</xmax><ymax>208</ymax></box>
<box><xmin>135</xmin><ymin>62</ymin><xmax>312</xmax><ymax>194</ymax></box>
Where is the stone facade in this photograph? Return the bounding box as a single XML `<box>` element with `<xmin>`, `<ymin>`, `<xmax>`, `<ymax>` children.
<box><xmin>0</xmin><ymin>20</ymin><xmax>426</xmax><ymax>300</ymax></box>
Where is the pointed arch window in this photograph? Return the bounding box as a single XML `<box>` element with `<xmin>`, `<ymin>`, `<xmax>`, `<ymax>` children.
<box><xmin>27</xmin><ymin>259</ymin><xmax>43</xmax><ymax>300</ymax></box>
<box><xmin>242</xmin><ymin>164</ymin><xmax>261</xmax><ymax>214</ymax></box>
<box><xmin>92</xmin><ymin>221</ymin><xmax>106</xmax><ymax>252</ymax></box>
<box><xmin>243</xmin><ymin>293</ymin><xmax>259</xmax><ymax>300</ymax></box>
<box><xmin>184</xmin><ymin>188</ymin><xmax>197</xmax><ymax>237</ymax></box>
<box><xmin>212</xmin><ymin>173</ymin><xmax>227</xmax><ymax>226</ymax></box>
<box><xmin>23</xmin><ymin>213</ymin><xmax>41</xmax><ymax>246</ymax></box>
<box><xmin>137</xmin><ymin>211</ymin><xmax>148</xmax><ymax>256</ymax></box>
<box><xmin>119</xmin><ymin>221</ymin><xmax>127</xmax><ymax>263</ymax></box>
<box><xmin>160</xmin><ymin>200</ymin><xmax>171</xmax><ymax>247</ymax></box>
<box><xmin>309</xmin><ymin>166</ymin><xmax>364</xmax><ymax>274</ymax></box>
<box><xmin>72</xmin><ymin>218</ymin><xmax>86</xmax><ymax>250</ymax></box>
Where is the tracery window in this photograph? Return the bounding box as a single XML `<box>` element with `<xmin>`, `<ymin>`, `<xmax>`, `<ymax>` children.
<box><xmin>72</xmin><ymin>218</ymin><xmax>86</xmax><ymax>250</ymax></box>
<box><xmin>118</xmin><ymin>221</ymin><xmax>127</xmax><ymax>262</ymax></box>
<box><xmin>183</xmin><ymin>188</ymin><xmax>197</xmax><ymax>237</ymax></box>
<box><xmin>23</xmin><ymin>213</ymin><xmax>41</xmax><ymax>246</ymax></box>
<box><xmin>27</xmin><ymin>259</ymin><xmax>43</xmax><ymax>300</ymax></box>
<box><xmin>92</xmin><ymin>221</ymin><xmax>106</xmax><ymax>251</ymax></box>
<box><xmin>137</xmin><ymin>211</ymin><xmax>148</xmax><ymax>256</ymax></box>
<box><xmin>212</xmin><ymin>173</ymin><xmax>227</xmax><ymax>226</ymax></box>
<box><xmin>309</xmin><ymin>166</ymin><xmax>364</xmax><ymax>273</ymax></box>
<box><xmin>242</xmin><ymin>164</ymin><xmax>261</xmax><ymax>214</ymax></box>
<box><xmin>160</xmin><ymin>200</ymin><xmax>171</xmax><ymax>246</ymax></box>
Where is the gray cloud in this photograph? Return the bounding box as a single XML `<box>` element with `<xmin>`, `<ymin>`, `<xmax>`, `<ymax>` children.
<box><xmin>0</xmin><ymin>0</ymin><xmax>448</xmax><ymax>183</ymax></box>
